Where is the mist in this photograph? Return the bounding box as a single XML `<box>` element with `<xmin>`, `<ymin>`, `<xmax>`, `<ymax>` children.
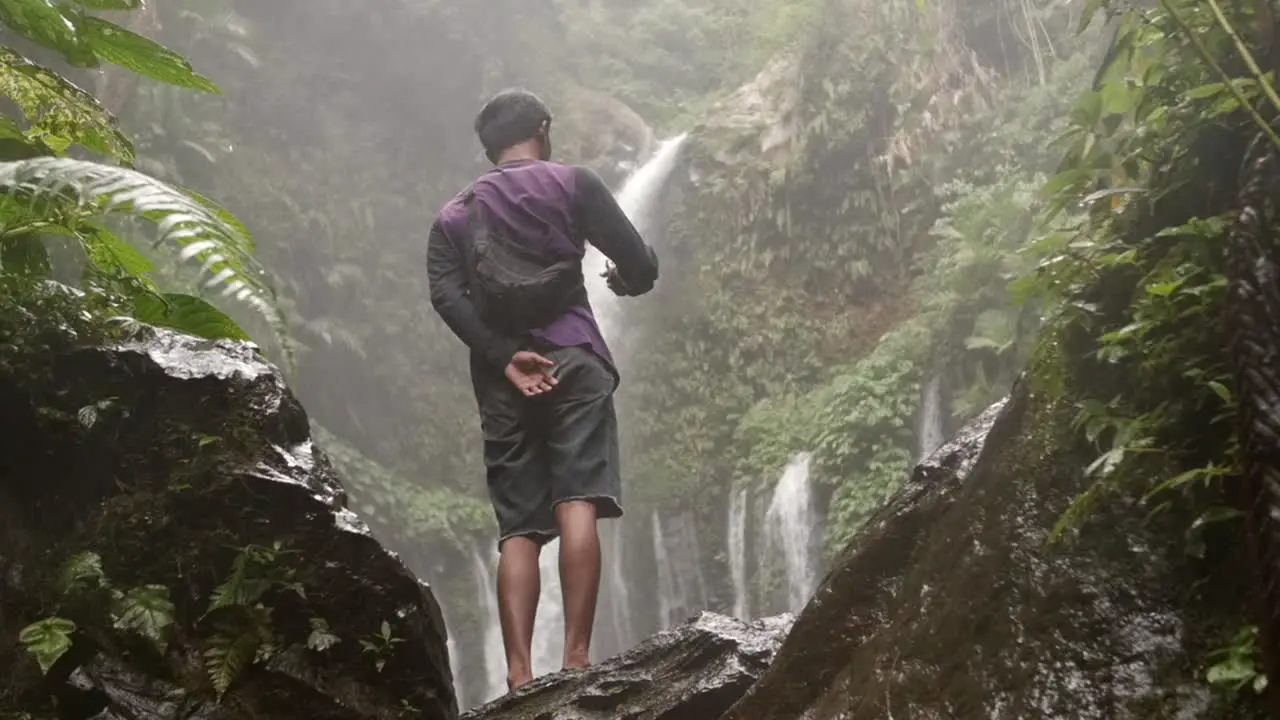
<box><xmin>6</xmin><ymin>0</ymin><xmax>1269</xmax><ymax>717</ymax></box>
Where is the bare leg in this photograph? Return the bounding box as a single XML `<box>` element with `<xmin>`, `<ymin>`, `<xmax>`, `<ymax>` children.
<box><xmin>497</xmin><ymin>536</ymin><xmax>541</xmax><ymax>691</ymax></box>
<box><xmin>555</xmin><ymin>500</ymin><xmax>600</xmax><ymax>669</ymax></box>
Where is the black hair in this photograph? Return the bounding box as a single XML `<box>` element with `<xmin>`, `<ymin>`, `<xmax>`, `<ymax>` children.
<box><xmin>474</xmin><ymin>88</ymin><xmax>553</xmax><ymax>164</ymax></box>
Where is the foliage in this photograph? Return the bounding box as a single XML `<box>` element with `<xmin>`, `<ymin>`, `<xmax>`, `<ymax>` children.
<box><xmin>0</xmin><ymin>0</ymin><xmax>281</xmax><ymax>351</ymax></box>
<box><xmin>1206</xmin><ymin>625</ymin><xmax>1269</xmax><ymax>697</ymax></box>
<box><xmin>1014</xmin><ymin>0</ymin><xmax>1263</xmax><ymax>546</ymax></box>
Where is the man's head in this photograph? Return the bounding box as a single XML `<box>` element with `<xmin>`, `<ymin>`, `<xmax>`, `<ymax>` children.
<box><xmin>474</xmin><ymin>88</ymin><xmax>553</xmax><ymax>164</ymax></box>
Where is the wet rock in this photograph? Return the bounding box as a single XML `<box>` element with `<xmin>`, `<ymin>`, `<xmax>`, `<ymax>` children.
<box><xmin>462</xmin><ymin>612</ymin><xmax>792</xmax><ymax>720</ymax></box>
<box><xmin>0</xmin><ymin>325</ymin><xmax>456</xmax><ymax>719</ymax></box>
<box><xmin>721</xmin><ymin>378</ymin><xmax>1252</xmax><ymax>719</ymax></box>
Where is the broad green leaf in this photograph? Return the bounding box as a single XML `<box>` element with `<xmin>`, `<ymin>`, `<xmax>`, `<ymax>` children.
<box><xmin>82</xmin><ymin>17</ymin><xmax>221</xmax><ymax>94</ymax></box>
<box><xmin>132</xmin><ymin>292</ymin><xmax>250</xmax><ymax>342</ymax></box>
<box><xmin>307</xmin><ymin>617</ymin><xmax>340</xmax><ymax>652</ymax></box>
<box><xmin>18</xmin><ymin>617</ymin><xmax>76</xmax><ymax>674</ymax></box>
<box><xmin>80</xmin><ymin>223</ymin><xmax>155</xmax><ymax>278</ymax></box>
<box><xmin>0</xmin><ymin>0</ymin><xmax>96</xmax><ymax>67</ymax></box>
<box><xmin>58</xmin><ymin>550</ymin><xmax>106</xmax><ymax>595</ymax></box>
<box><xmin>112</xmin><ymin>584</ymin><xmax>175</xmax><ymax>652</ymax></box>
<box><xmin>0</xmin><ymin>48</ymin><xmax>135</xmax><ymax>163</ymax></box>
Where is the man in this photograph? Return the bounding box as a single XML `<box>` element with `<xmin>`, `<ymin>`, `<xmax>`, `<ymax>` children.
<box><xmin>426</xmin><ymin>88</ymin><xmax>659</xmax><ymax>692</ymax></box>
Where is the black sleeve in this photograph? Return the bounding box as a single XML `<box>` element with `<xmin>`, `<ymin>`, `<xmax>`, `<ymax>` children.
<box><xmin>426</xmin><ymin>219</ymin><xmax>520</xmax><ymax>370</ymax></box>
<box><xmin>572</xmin><ymin>165</ymin><xmax>659</xmax><ymax>296</ymax></box>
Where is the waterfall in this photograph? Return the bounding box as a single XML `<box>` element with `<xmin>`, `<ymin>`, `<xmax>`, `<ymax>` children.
<box><xmin>471</xmin><ymin>550</ymin><xmax>506</xmax><ymax>703</ymax></box>
<box><xmin>531</xmin><ymin>539</ymin><xmax>565</xmax><ymax>680</ymax></box>
<box><xmin>584</xmin><ymin>133</ymin><xmax>689</xmax><ymax>340</ymax></box>
<box><xmin>651</xmin><ymin>511</ymin><xmax>679</xmax><ymax>629</ymax></box>
<box><xmin>600</xmin><ymin>520</ymin><xmax>635</xmax><ymax>658</ymax></box>
<box><xmin>763</xmin><ymin>452</ymin><xmax>817</xmax><ymax>614</ymax></box>
<box><xmin>728</xmin><ymin>487</ymin><xmax>750</xmax><ymax>619</ymax></box>
<box><xmin>651</xmin><ymin>509</ymin><xmax>710</xmax><ymax>629</ymax></box>
<box><xmin>915</xmin><ymin>373</ymin><xmax>946</xmax><ymax>462</ymax></box>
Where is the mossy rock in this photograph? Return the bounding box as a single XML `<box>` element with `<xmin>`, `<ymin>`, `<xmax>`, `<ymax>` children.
<box><xmin>0</xmin><ymin>289</ymin><xmax>457</xmax><ymax>720</ymax></box>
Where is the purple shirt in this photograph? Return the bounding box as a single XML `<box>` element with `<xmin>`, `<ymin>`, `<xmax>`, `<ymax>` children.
<box><xmin>427</xmin><ymin>160</ymin><xmax>658</xmax><ymax>378</ymax></box>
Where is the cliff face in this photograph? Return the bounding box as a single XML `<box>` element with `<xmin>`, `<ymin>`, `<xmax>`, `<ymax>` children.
<box><xmin>719</xmin><ymin>377</ymin><xmax>1252</xmax><ymax>719</ymax></box>
<box><xmin>0</xmin><ymin>288</ymin><xmax>456</xmax><ymax>719</ymax></box>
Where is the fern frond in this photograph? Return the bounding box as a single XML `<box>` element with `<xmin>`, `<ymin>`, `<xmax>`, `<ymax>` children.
<box><xmin>0</xmin><ymin>157</ymin><xmax>281</xmax><ymax>328</ymax></box>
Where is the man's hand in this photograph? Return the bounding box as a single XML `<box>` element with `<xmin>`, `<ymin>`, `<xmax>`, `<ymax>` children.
<box><xmin>505</xmin><ymin>351</ymin><xmax>558</xmax><ymax>397</ymax></box>
<box><xmin>602</xmin><ymin>262</ymin><xmax>631</xmax><ymax>296</ymax></box>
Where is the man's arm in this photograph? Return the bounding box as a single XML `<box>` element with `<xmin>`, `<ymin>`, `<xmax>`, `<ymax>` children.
<box><xmin>426</xmin><ymin>219</ymin><xmax>520</xmax><ymax>370</ymax></box>
<box><xmin>573</xmin><ymin>166</ymin><xmax>659</xmax><ymax>296</ymax></box>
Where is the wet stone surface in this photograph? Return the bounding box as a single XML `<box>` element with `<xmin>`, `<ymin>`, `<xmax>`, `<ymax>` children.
<box><xmin>721</xmin><ymin>380</ymin><xmax>1251</xmax><ymax>720</ymax></box>
<box><xmin>462</xmin><ymin>612</ymin><xmax>793</xmax><ymax>720</ymax></box>
<box><xmin>0</xmin><ymin>327</ymin><xmax>456</xmax><ymax>719</ymax></box>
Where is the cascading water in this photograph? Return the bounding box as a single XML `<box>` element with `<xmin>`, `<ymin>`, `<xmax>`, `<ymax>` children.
<box><xmin>584</xmin><ymin>133</ymin><xmax>689</xmax><ymax>340</ymax></box>
<box><xmin>763</xmin><ymin>452</ymin><xmax>818</xmax><ymax>614</ymax></box>
<box><xmin>471</xmin><ymin>550</ymin><xmax>506</xmax><ymax>703</ymax></box>
<box><xmin>728</xmin><ymin>487</ymin><xmax>750</xmax><ymax>619</ymax></box>
<box><xmin>651</xmin><ymin>511</ymin><xmax>679</xmax><ymax>629</ymax></box>
<box><xmin>600</xmin><ymin>520</ymin><xmax>635</xmax><ymax>658</ymax></box>
<box><xmin>915</xmin><ymin>373</ymin><xmax>946</xmax><ymax>462</ymax></box>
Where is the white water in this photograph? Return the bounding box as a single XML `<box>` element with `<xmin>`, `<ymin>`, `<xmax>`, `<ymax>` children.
<box><xmin>763</xmin><ymin>452</ymin><xmax>818</xmax><ymax>614</ymax></box>
<box><xmin>584</xmin><ymin>133</ymin><xmax>689</xmax><ymax>340</ymax></box>
<box><xmin>471</xmin><ymin>550</ymin><xmax>507</xmax><ymax>703</ymax></box>
<box><xmin>915</xmin><ymin>373</ymin><xmax>946</xmax><ymax>462</ymax></box>
<box><xmin>728</xmin><ymin>487</ymin><xmax>750</xmax><ymax>619</ymax></box>
<box><xmin>651</xmin><ymin>511</ymin><xmax>679</xmax><ymax>629</ymax></box>
<box><xmin>601</xmin><ymin>520</ymin><xmax>635</xmax><ymax>657</ymax></box>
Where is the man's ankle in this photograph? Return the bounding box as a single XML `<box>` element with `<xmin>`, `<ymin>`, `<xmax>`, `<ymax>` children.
<box><xmin>507</xmin><ymin>668</ymin><xmax>533</xmax><ymax>692</ymax></box>
<box><xmin>562</xmin><ymin>649</ymin><xmax>590</xmax><ymax>670</ymax></box>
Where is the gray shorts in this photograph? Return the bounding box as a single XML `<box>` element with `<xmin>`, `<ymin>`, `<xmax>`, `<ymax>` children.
<box><xmin>472</xmin><ymin>345</ymin><xmax>623</xmax><ymax>549</ymax></box>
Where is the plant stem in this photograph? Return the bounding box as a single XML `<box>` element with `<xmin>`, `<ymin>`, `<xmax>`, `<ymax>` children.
<box><xmin>1204</xmin><ymin>0</ymin><xmax>1280</xmax><ymax>118</ymax></box>
<box><xmin>1160</xmin><ymin>0</ymin><xmax>1280</xmax><ymax>149</ymax></box>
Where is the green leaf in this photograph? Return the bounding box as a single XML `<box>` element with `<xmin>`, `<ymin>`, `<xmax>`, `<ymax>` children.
<box><xmin>112</xmin><ymin>584</ymin><xmax>175</xmax><ymax>652</ymax></box>
<box><xmin>0</xmin><ymin>158</ymin><xmax>277</xmax><ymax>324</ymax></box>
<box><xmin>58</xmin><ymin>551</ymin><xmax>106</xmax><ymax>595</ymax></box>
<box><xmin>1207</xmin><ymin>380</ymin><xmax>1232</xmax><ymax>405</ymax></box>
<box><xmin>82</xmin><ymin>17</ymin><xmax>221</xmax><ymax>93</ymax></box>
<box><xmin>19</xmin><ymin>617</ymin><xmax>76</xmax><ymax>674</ymax></box>
<box><xmin>0</xmin><ymin>48</ymin><xmax>135</xmax><ymax>163</ymax></box>
<box><xmin>80</xmin><ymin>223</ymin><xmax>155</xmax><ymax>277</ymax></box>
<box><xmin>132</xmin><ymin>292</ymin><xmax>250</xmax><ymax>341</ymax></box>
<box><xmin>0</xmin><ymin>0</ymin><xmax>96</xmax><ymax>67</ymax></box>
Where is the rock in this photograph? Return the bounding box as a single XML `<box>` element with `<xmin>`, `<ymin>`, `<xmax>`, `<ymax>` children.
<box><xmin>721</xmin><ymin>378</ymin><xmax>1253</xmax><ymax>719</ymax></box>
<box><xmin>0</xmin><ymin>320</ymin><xmax>456</xmax><ymax>719</ymax></box>
<box><xmin>462</xmin><ymin>612</ymin><xmax>793</xmax><ymax>720</ymax></box>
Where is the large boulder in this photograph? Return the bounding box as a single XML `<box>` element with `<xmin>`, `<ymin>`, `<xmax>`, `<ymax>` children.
<box><xmin>721</xmin><ymin>378</ymin><xmax>1255</xmax><ymax>719</ymax></box>
<box><xmin>0</xmin><ymin>305</ymin><xmax>456</xmax><ymax>719</ymax></box>
<box><xmin>462</xmin><ymin>612</ymin><xmax>792</xmax><ymax>720</ymax></box>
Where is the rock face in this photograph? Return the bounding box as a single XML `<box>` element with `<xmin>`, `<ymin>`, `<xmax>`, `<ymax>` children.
<box><xmin>0</xmin><ymin>322</ymin><xmax>456</xmax><ymax>719</ymax></box>
<box><xmin>721</xmin><ymin>379</ymin><xmax>1254</xmax><ymax>720</ymax></box>
<box><xmin>462</xmin><ymin>612</ymin><xmax>792</xmax><ymax>720</ymax></box>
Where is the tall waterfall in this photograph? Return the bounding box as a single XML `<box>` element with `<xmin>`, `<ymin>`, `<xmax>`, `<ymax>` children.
<box><xmin>600</xmin><ymin>520</ymin><xmax>635</xmax><ymax>658</ymax></box>
<box><xmin>728</xmin><ymin>487</ymin><xmax>750</xmax><ymax>619</ymax></box>
<box><xmin>915</xmin><ymin>373</ymin><xmax>946</xmax><ymax>462</ymax></box>
<box><xmin>763</xmin><ymin>452</ymin><xmax>818</xmax><ymax>614</ymax></box>
<box><xmin>584</xmin><ymin>133</ymin><xmax>689</xmax><ymax>340</ymax></box>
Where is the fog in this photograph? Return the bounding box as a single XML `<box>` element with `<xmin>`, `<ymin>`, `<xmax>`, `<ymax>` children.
<box><xmin>56</xmin><ymin>0</ymin><xmax>1107</xmax><ymax>709</ymax></box>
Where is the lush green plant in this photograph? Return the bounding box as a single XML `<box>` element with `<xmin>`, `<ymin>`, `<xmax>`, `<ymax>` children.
<box><xmin>0</xmin><ymin>0</ymin><xmax>280</xmax><ymax>349</ymax></box>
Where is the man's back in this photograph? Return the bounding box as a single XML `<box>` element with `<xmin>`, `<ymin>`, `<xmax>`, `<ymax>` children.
<box><xmin>431</xmin><ymin>159</ymin><xmax>657</xmax><ymax>375</ymax></box>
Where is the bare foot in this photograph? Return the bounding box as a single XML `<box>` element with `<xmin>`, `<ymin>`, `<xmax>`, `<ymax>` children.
<box><xmin>507</xmin><ymin>672</ymin><xmax>533</xmax><ymax>693</ymax></box>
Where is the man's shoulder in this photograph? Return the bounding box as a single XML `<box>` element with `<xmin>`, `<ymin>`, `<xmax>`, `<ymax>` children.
<box><xmin>435</xmin><ymin>183</ymin><xmax>474</xmax><ymax>237</ymax></box>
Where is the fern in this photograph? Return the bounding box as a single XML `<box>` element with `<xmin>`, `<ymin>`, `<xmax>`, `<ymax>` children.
<box><xmin>0</xmin><ymin>157</ymin><xmax>285</xmax><ymax>341</ymax></box>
